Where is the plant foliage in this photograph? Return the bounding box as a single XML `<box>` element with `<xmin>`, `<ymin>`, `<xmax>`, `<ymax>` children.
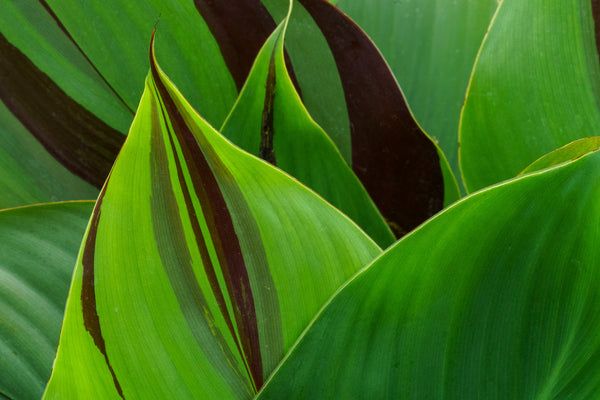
<box><xmin>2</xmin><ymin>0</ymin><xmax>600</xmax><ymax>399</ymax></box>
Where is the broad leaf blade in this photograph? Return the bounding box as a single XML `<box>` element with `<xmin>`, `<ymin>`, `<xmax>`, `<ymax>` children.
<box><xmin>258</xmin><ymin>148</ymin><xmax>600</xmax><ymax>399</ymax></box>
<box><xmin>221</xmin><ymin>11</ymin><xmax>394</xmax><ymax>247</ymax></box>
<box><xmin>44</xmin><ymin>34</ymin><xmax>380</xmax><ymax>399</ymax></box>
<box><xmin>459</xmin><ymin>0</ymin><xmax>600</xmax><ymax>192</ymax></box>
<box><xmin>0</xmin><ymin>201</ymin><xmax>93</xmax><ymax>400</ymax></box>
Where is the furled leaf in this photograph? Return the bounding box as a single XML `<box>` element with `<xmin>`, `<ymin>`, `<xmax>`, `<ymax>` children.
<box><xmin>519</xmin><ymin>136</ymin><xmax>600</xmax><ymax>175</ymax></box>
<box><xmin>337</xmin><ymin>0</ymin><xmax>499</xmax><ymax>189</ymax></box>
<box><xmin>221</xmin><ymin>8</ymin><xmax>394</xmax><ymax>247</ymax></box>
<box><xmin>266</xmin><ymin>0</ymin><xmax>457</xmax><ymax>235</ymax></box>
<box><xmin>0</xmin><ymin>201</ymin><xmax>94</xmax><ymax>400</ymax></box>
<box><xmin>258</xmin><ymin>147</ymin><xmax>600</xmax><ymax>399</ymax></box>
<box><xmin>44</xmin><ymin>33</ymin><xmax>381</xmax><ymax>399</ymax></box>
<box><xmin>460</xmin><ymin>0</ymin><xmax>600</xmax><ymax>192</ymax></box>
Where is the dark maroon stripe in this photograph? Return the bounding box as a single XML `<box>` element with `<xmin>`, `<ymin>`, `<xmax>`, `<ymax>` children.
<box><xmin>152</xmin><ymin>78</ymin><xmax>248</xmax><ymax>378</ymax></box>
<box><xmin>149</xmin><ymin>98</ymin><xmax>253</xmax><ymax>396</ymax></box>
<box><xmin>37</xmin><ymin>0</ymin><xmax>134</xmax><ymax>114</ymax></box>
<box><xmin>150</xmin><ymin>32</ymin><xmax>263</xmax><ymax>389</ymax></box>
<box><xmin>0</xmin><ymin>33</ymin><xmax>124</xmax><ymax>189</ymax></box>
<box><xmin>193</xmin><ymin>0</ymin><xmax>301</xmax><ymax>96</ymax></box>
<box><xmin>259</xmin><ymin>46</ymin><xmax>277</xmax><ymax>165</ymax></box>
<box><xmin>81</xmin><ymin>181</ymin><xmax>125</xmax><ymax>398</ymax></box>
<box><xmin>298</xmin><ymin>0</ymin><xmax>444</xmax><ymax>236</ymax></box>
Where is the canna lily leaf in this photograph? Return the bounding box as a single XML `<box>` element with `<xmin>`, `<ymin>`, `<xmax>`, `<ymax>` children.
<box><xmin>519</xmin><ymin>136</ymin><xmax>600</xmax><ymax>175</ymax></box>
<box><xmin>44</xmin><ymin>32</ymin><xmax>381</xmax><ymax>399</ymax></box>
<box><xmin>0</xmin><ymin>201</ymin><xmax>94</xmax><ymax>400</ymax></box>
<box><xmin>337</xmin><ymin>0</ymin><xmax>500</xmax><ymax>190</ymax></box>
<box><xmin>221</xmin><ymin>6</ymin><xmax>394</xmax><ymax>247</ymax></box>
<box><xmin>459</xmin><ymin>0</ymin><xmax>600</xmax><ymax>192</ymax></box>
<box><xmin>257</xmin><ymin>147</ymin><xmax>600</xmax><ymax>399</ymax></box>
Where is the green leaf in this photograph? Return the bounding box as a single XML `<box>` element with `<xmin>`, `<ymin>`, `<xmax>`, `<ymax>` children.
<box><xmin>257</xmin><ymin>148</ymin><xmax>600</xmax><ymax>399</ymax></box>
<box><xmin>44</xmin><ymin>34</ymin><xmax>381</xmax><ymax>399</ymax></box>
<box><xmin>221</xmin><ymin>9</ymin><xmax>394</xmax><ymax>247</ymax></box>
<box><xmin>0</xmin><ymin>201</ymin><xmax>94</xmax><ymax>400</ymax></box>
<box><xmin>519</xmin><ymin>136</ymin><xmax>600</xmax><ymax>175</ymax></box>
<box><xmin>337</xmin><ymin>0</ymin><xmax>499</xmax><ymax>190</ymax></box>
<box><xmin>460</xmin><ymin>0</ymin><xmax>600</xmax><ymax>192</ymax></box>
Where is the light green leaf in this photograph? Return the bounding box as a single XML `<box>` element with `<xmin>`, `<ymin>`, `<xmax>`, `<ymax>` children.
<box><xmin>221</xmin><ymin>11</ymin><xmax>394</xmax><ymax>247</ymax></box>
<box><xmin>519</xmin><ymin>136</ymin><xmax>600</xmax><ymax>175</ymax></box>
<box><xmin>0</xmin><ymin>201</ymin><xmax>94</xmax><ymax>400</ymax></box>
<box><xmin>258</xmin><ymin>148</ymin><xmax>600</xmax><ymax>399</ymax></box>
<box><xmin>44</xmin><ymin>34</ymin><xmax>380</xmax><ymax>399</ymax></box>
<box><xmin>337</xmin><ymin>0</ymin><xmax>499</xmax><ymax>190</ymax></box>
<box><xmin>460</xmin><ymin>0</ymin><xmax>600</xmax><ymax>192</ymax></box>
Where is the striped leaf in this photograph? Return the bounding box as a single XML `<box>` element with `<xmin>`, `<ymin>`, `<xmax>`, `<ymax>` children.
<box><xmin>257</xmin><ymin>146</ymin><xmax>600</xmax><ymax>399</ymax></box>
<box><xmin>0</xmin><ymin>201</ymin><xmax>93</xmax><ymax>400</ymax></box>
<box><xmin>43</xmin><ymin>33</ymin><xmax>381</xmax><ymax>399</ymax></box>
<box><xmin>0</xmin><ymin>0</ymin><xmax>238</xmax><ymax>206</ymax></box>
<box><xmin>336</xmin><ymin>0</ymin><xmax>499</xmax><ymax>190</ymax></box>
<box><xmin>221</xmin><ymin>7</ymin><xmax>394</xmax><ymax>247</ymax></box>
<box><xmin>261</xmin><ymin>0</ymin><xmax>458</xmax><ymax>234</ymax></box>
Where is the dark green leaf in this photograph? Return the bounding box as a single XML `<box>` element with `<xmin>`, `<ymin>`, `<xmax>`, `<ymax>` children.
<box><xmin>0</xmin><ymin>201</ymin><xmax>94</xmax><ymax>400</ymax></box>
<box><xmin>460</xmin><ymin>0</ymin><xmax>600</xmax><ymax>191</ymax></box>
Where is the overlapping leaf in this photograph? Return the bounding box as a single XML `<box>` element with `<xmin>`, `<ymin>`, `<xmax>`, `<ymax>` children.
<box><xmin>221</xmin><ymin>8</ymin><xmax>394</xmax><ymax>247</ymax></box>
<box><xmin>2</xmin><ymin>1</ymin><xmax>455</xmax><ymax>236</ymax></box>
<box><xmin>267</xmin><ymin>0</ymin><xmax>457</xmax><ymax>233</ymax></box>
<box><xmin>43</xmin><ymin>34</ymin><xmax>381</xmax><ymax>399</ymax></box>
<box><xmin>460</xmin><ymin>0</ymin><xmax>600</xmax><ymax>191</ymax></box>
<box><xmin>258</xmin><ymin>147</ymin><xmax>600</xmax><ymax>399</ymax></box>
<box><xmin>0</xmin><ymin>201</ymin><xmax>93</xmax><ymax>400</ymax></box>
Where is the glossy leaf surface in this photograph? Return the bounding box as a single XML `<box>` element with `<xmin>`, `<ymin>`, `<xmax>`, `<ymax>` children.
<box><xmin>460</xmin><ymin>0</ymin><xmax>600</xmax><ymax>191</ymax></box>
<box><xmin>44</xmin><ymin>36</ymin><xmax>381</xmax><ymax>399</ymax></box>
<box><xmin>0</xmin><ymin>201</ymin><xmax>94</xmax><ymax>400</ymax></box>
<box><xmin>221</xmin><ymin>12</ymin><xmax>394</xmax><ymax>247</ymax></box>
<box><xmin>258</xmin><ymin>148</ymin><xmax>600</xmax><ymax>399</ymax></box>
